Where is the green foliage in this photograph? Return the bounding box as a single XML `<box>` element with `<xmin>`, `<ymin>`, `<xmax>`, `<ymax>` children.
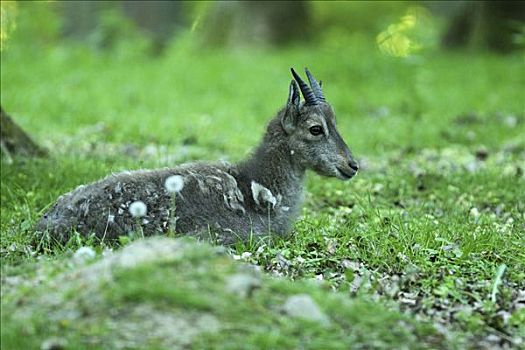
<box><xmin>86</xmin><ymin>7</ymin><xmax>153</xmax><ymax>57</ymax></box>
<box><xmin>3</xmin><ymin>1</ymin><xmax>62</xmax><ymax>52</ymax></box>
<box><xmin>311</xmin><ymin>1</ymin><xmax>412</xmax><ymax>38</ymax></box>
<box><xmin>376</xmin><ymin>6</ymin><xmax>439</xmax><ymax>57</ymax></box>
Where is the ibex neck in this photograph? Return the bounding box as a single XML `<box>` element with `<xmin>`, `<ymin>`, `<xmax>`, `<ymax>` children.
<box><xmin>237</xmin><ymin>137</ymin><xmax>305</xmax><ymax>202</ymax></box>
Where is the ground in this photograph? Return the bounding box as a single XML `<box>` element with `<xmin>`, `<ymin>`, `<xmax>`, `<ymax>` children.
<box><xmin>1</xmin><ymin>32</ymin><xmax>524</xmax><ymax>349</ymax></box>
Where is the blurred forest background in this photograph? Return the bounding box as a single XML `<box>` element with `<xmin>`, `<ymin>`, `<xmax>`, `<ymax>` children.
<box><xmin>3</xmin><ymin>1</ymin><xmax>524</xmax><ymax>52</ymax></box>
<box><xmin>1</xmin><ymin>0</ymin><xmax>524</xmax><ymax>157</ymax></box>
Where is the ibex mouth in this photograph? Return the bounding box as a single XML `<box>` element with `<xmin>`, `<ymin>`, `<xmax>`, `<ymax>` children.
<box><xmin>336</xmin><ymin>167</ymin><xmax>356</xmax><ymax>180</ymax></box>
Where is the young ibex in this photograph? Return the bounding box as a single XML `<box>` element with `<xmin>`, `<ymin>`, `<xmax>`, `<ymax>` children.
<box><xmin>37</xmin><ymin>68</ymin><xmax>358</xmax><ymax>245</ymax></box>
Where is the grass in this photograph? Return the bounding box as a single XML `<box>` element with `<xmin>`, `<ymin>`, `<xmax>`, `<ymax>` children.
<box><xmin>1</xmin><ymin>6</ymin><xmax>525</xmax><ymax>349</ymax></box>
<box><xmin>1</xmin><ymin>238</ymin><xmax>445</xmax><ymax>349</ymax></box>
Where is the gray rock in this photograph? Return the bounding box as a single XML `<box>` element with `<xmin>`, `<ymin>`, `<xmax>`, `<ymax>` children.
<box><xmin>226</xmin><ymin>273</ymin><xmax>261</xmax><ymax>298</ymax></box>
<box><xmin>283</xmin><ymin>294</ymin><xmax>330</xmax><ymax>325</ymax></box>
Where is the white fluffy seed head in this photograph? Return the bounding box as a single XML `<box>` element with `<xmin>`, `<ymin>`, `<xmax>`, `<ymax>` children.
<box><xmin>129</xmin><ymin>201</ymin><xmax>147</xmax><ymax>218</ymax></box>
<box><xmin>165</xmin><ymin>175</ymin><xmax>184</xmax><ymax>194</ymax></box>
<box><xmin>73</xmin><ymin>246</ymin><xmax>96</xmax><ymax>262</ymax></box>
<box><xmin>469</xmin><ymin>207</ymin><xmax>480</xmax><ymax>219</ymax></box>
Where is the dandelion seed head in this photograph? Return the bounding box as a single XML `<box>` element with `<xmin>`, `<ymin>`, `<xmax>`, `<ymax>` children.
<box><xmin>73</xmin><ymin>246</ymin><xmax>96</xmax><ymax>262</ymax></box>
<box><xmin>129</xmin><ymin>201</ymin><xmax>147</xmax><ymax>218</ymax></box>
<box><xmin>469</xmin><ymin>207</ymin><xmax>480</xmax><ymax>220</ymax></box>
<box><xmin>165</xmin><ymin>175</ymin><xmax>184</xmax><ymax>193</ymax></box>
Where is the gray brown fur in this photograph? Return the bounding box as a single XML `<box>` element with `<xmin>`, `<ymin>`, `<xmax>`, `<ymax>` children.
<box><xmin>36</xmin><ymin>69</ymin><xmax>358</xmax><ymax>245</ymax></box>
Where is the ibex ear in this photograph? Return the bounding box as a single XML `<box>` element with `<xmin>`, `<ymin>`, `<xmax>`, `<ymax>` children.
<box><xmin>282</xmin><ymin>80</ymin><xmax>300</xmax><ymax>134</ymax></box>
<box><xmin>287</xmin><ymin>80</ymin><xmax>300</xmax><ymax>108</ymax></box>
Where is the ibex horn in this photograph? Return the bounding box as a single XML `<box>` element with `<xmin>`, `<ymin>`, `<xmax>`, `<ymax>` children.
<box><xmin>305</xmin><ymin>68</ymin><xmax>325</xmax><ymax>102</ymax></box>
<box><xmin>291</xmin><ymin>68</ymin><xmax>318</xmax><ymax>105</ymax></box>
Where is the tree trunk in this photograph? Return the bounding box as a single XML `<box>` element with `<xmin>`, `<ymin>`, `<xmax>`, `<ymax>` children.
<box><xmin>441</xmin><ymin>1</ymin><xmax>525</xmax><ymax>53</ymax></box>
<box><xmin>0</xmin><ymin>107</ymin><xmax>47</xmax><ymax>162</ymax></box>
<box><xmin>201</xmin><ymin>1</ymin><xmax>310</xmax><ymax>47</ymax></box>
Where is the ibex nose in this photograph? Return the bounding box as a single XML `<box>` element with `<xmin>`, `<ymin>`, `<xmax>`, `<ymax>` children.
<box><xmin>348</xmin><ymin>159</ymin><xmax>359</xmax><ymax>172</ymax></box>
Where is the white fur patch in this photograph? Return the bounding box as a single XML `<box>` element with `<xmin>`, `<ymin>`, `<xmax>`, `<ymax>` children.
<box><xmin>251</xmin><ymin>181</ymin><xmax>277</xmax><ymax>208</ymax></box>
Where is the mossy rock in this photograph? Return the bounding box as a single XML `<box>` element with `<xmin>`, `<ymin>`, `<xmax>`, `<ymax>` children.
<box><xmin>1</xmin><ymin>237</ymin><xmax>445</xmax><ymax>349</ymax></box>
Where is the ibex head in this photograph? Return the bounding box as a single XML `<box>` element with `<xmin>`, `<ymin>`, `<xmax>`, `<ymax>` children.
<box><xmin>281</xmin><ymin>68</ymin><xmax>358</xmax><ymax>180</ymax></box>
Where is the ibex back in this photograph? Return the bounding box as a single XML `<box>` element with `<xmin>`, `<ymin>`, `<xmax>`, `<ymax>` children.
<box><xmin>36</xmin><ymin>68</ymin><xmax>358</xmax><ymax>245</ymax></box>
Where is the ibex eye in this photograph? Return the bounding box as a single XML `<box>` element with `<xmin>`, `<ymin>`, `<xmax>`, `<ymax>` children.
<box><xmin>309</xmin><ymin>125</ymin><xmax>323</xmax><ymax>136</ymax></box>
